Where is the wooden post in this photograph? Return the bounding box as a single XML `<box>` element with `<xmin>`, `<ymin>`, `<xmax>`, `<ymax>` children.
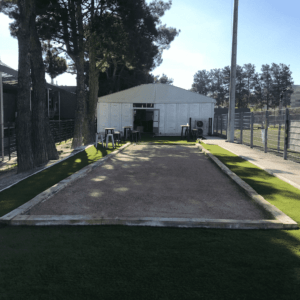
<box><xmin>250</xmin><ymin>112</ymin><xmax>254</xmax><ymax>148</ymax></box>
<box><xmin>239</xmin><ymin>112</ymin><xmax>243</xmax><ymax>144</ymax></box>
<box><xmin>264</xmin><ymin>110</ymin><xmax>268</xmax><ymax>153</ymax></box>
<box><xmin>283</xmin><ymin>108</ymin><xmax>289</xmax><ymax>160</ymax></box>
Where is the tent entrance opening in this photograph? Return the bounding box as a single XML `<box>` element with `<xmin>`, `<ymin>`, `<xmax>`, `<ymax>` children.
<box><xmin>134</xmin><ymin>109</ymin><xmax>159</xmax><ymax>134</ymax></box>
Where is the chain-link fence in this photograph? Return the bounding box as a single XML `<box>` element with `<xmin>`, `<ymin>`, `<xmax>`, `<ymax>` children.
<box><xmin>214</xmin><ymin>108</ymin><xmax>300</xmax><ymax>163</ymax></box>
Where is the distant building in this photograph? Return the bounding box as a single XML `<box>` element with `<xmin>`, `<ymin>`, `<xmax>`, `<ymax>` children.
<box><xmin>291</xmin><ymin>85</ymin><xmax>300</xmax><ymax>108</ymax></box>
<box><xmin>0</xmin><ymin>61</ymin><xmax>77</xmax><ymax>122</ymax></box>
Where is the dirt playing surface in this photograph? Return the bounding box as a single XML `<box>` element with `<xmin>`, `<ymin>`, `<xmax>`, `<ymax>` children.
<box><xmin>28</xmin><ymin>144</ymin><xmax>268</xmax><ymax>220</ymax></box>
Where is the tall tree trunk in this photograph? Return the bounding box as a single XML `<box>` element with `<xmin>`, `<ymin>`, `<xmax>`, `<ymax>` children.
<box><xmin>44</xmin><ymin>104</ymin><xmax>59</xmax><ymax>159</ymax></box>
<box><xmin>29</xmin><ymin>11</ymin><xmax>59</xmax><ymax>161</ymax></box>
<box><xmin>29</xmin><ymin>12</ymin><xmax>49</xmax><ymax>166</ymax></box>
<box><xmin>16</xmin><ymin>0</ymin><xmax>35</xmax><ymax>173</ymax></box>
<box><xmin>71</xmin><ymin>53</ymin><xmax>86</xmax><ymax>149</ymax></box>
<box><xmin>71</xmin><ymin>1</ymin><xmax>85</xmax><ymax>149</ymax></box>
<box><xmin>83</xmin><ymin>32</ymin><xmax>99</xmax><ymax>145</ymax></box>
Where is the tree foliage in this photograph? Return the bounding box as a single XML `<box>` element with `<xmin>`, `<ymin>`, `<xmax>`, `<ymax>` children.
<box><xmin>42</xmin><ymin>41</ymin><xmax>68</xmax><ymax>82</ymax></box>
<box><xmin>94</xmin><ymin>0</ymin><xmax>180</xmax><ymax>95</ymax></box>
<box><xmin>191</xmin><ymin>63</ymin><xmax>294</xmax><ymax>109</ymax></box>
<box><xmin>1</xmin><ymin>0</ymin><xmax>180</xmax><ymax>156</ymax></box>
<box><xmin>153</xmin><ymin>73</ymin><xmax>173</xmax><ymax>84</ymax></box>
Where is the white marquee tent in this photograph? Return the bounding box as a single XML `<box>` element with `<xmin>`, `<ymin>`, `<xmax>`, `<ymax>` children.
<box><xmin>97</xmin><ymin>83</ymin><xmax>216</xmax><ymax>136</ymax></box>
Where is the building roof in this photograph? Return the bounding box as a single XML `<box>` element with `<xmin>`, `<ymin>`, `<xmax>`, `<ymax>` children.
<box><xmin>98</xmin><ymin>83</ymin><xmax>216</xmax><ymax>104</ymax></box>
<box><xmin>0</xmin><ymin>60</ymin><xmax>76</xmax><ymax>94</ymax></box>
<box><xmin>0</xmin><ymin>61</ymin><xmax>18</xmax><ymax>87</ymax></box>
<box><xmin>59</xmin><ymin>86</ymin><xmax>77</xmax><ymax>93</ymax></box>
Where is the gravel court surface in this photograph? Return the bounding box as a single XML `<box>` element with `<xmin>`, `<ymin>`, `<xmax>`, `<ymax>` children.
<box><xmin>27</xmin><ymin>144</ymin><xmax>268</xmax><ymax>220</ymax></box>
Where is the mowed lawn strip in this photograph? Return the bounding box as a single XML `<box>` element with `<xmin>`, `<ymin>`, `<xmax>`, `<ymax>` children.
<box><xmin>0</xmin><ymin>143</ymin><xmax>125</xmax><ymax>217</ymax></box>
<box><xmin>1</xmin><ymin>138</ymin><xmax>300</xmax><ymax>299</ymax></box>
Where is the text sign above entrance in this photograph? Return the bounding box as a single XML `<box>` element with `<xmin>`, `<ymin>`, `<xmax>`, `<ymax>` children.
<box><xmin>133</xmin><ymin>103</ymin><xmax>154</xmax><ymax>108</ymax></box>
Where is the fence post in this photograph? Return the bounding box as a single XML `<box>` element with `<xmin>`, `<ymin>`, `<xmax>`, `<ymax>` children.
<box><xmin>225</xmin><ymin>114</ymin><xmax>228</xmax><ymax>138</ymax></box>
<box><xmin>213</xmin><ymin>116</ymin><xmax>216</xmax><ymax>135</ymax></box>
<box><xmin>220</xmin><ymin>115</ymin><xmax>223</xmax><ymax>136</ymax></box>
<box><xmin>277</xmin><ymin>109</ymin><xmax>282</xmax><ymax>152</ymax></box>
<box><xmin>7</xmin><ymin>122</ymin><xmax>11</xmax><ymax>160</ymax></box>
<box><xmin>239</xmin><ymin>112</ymin><xmax>243</xmax><ymax>144</ymax></box>
<box><xmin>264</xmin><ymin>110</ymin><xmax>268</xmax><ymax>153</ymax></box>
<box><xmin>59</xmin><ymin>120</ymin><xmax>61</xmax><ymax>144</ymax></box>
<box><xmin>250</xmin><ymin>112</ymin><xmax>254</xmax><ymax>148</ymax></box>
<box><xmin>283</xmin><ymin>108</ymin><xmax>289</xmax><ymax>160</ymax></box>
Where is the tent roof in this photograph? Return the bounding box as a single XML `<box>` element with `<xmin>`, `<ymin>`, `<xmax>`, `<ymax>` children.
<box><xmin>98</xmin><ymin>84</ymin><xmax>216</xmax><ymax>104</ymax></box>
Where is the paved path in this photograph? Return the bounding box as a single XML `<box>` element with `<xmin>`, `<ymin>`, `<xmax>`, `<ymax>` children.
<box><xmin>202</xmin><ymin>137</ymin><xmax>300</xmax><ymax>190</ymax></box>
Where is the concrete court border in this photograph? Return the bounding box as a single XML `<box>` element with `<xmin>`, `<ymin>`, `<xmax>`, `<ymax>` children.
<box><xmin>0</xmin><ymin>144</ymin><xmax>95</xmax><ymax>193</ymax></box>
<box><xmin>0</xmin><ymin>142</ymin><xmax>298</xmax><ymax>230</ymax></box>
<box><xmin>0</xmin><ymin>142</ymin><xmax>131</xmax><ymax>223</ymax></box>
<box><xmin>197</xmin><ymin>143</ymin><xmax>298</xmax><ymax>230</ymax></box>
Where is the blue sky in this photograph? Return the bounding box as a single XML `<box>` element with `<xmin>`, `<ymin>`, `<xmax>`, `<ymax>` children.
<box><xmin>1</xmin><ymin>0</ymin><xmax>299</xmax><ymax>90</ymax></box>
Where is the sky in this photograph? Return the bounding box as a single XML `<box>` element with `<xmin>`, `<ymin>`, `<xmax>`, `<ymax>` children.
<box><xmin>0</xmin><ymin>0</ymin><xmax>299</xmax><ymax>91</ymax></box>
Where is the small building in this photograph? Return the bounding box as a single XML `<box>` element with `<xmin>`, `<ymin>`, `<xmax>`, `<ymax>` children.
<box><xmin>97</xmin><ymin>83</ymin><xmax>216</xmax><ymax>136</ymax></box>
<box><xmin>0</xmin><ymin>61</ymin><xmax>77</xmax><ymax>122</ymax></box>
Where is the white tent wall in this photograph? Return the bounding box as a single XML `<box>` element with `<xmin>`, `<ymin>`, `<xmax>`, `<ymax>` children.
<box><xmin>154</xmin><ymin>102</ymin><xmax>214</xmax><ymax>136</ymax></box>
<box><xmin>97</xmin><ymin>102</ymin><xmax>133</xmax><ymax>134</ymax></box>
<box><xmin>97</xmin><ymin>102</ymin><xmax>214</xmax><ymax>136</ymax></box>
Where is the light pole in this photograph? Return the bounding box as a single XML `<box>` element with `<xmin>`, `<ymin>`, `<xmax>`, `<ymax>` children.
<box><xmin>227</xmin><ymin>0</ymin><xmax>239</xmax><ymax>142</ymax></box>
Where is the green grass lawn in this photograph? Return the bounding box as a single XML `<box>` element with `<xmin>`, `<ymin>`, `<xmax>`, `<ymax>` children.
<box><xmin>1</xmin><ymin>137</ymin><xmax>300</xmax><ymax>299</ymax></box>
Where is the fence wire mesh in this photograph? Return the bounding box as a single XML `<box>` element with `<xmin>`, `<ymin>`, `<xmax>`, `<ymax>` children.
<box><xmin>214</xmin><ymin>108</ymin><xmax>300</xmax><ymax>163</ymax></box>
<box><xmin>288</xmin><ymin>107</ymin><xmax>300</xmax><ymax>162</ymax></box>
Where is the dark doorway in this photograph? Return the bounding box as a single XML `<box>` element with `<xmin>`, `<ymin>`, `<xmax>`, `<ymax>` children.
<box><xmin>134</xmin><ymin>109</ymin><xmax>153</xmax><ymax>133</ymax></box>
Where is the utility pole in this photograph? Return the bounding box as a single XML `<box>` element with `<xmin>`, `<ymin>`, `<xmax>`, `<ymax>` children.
<box><xmin>227</xmin><ymin>0</ymin><xmax>239</xmax><ymax>142</ymax></box>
